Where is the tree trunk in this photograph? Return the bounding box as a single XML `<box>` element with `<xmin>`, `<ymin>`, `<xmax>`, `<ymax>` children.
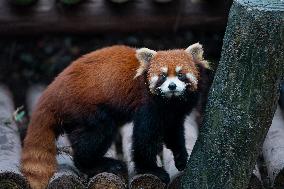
<box><xmin>0</xmin><ymin>85</ymin><xmax>30</xmax><ymax>189</ymax></box>
<box><xmin>181</xmin><ymin>0</ymin><xmax>284</xmax><ymax>188</ymax></box>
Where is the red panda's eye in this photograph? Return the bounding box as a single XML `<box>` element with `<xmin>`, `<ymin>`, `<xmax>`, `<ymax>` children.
<box><xmin>178</xmin><ymin>73</ymin><xmax>186</xmax><ymax>81</ymax></box>
<box><xmin>161</xmin><ymin>73</ymin><xmax>167</xmax><ymax>78</ymax></box>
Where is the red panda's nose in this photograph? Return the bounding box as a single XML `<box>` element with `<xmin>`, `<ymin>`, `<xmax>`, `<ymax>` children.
<box><xmin>168</xmin><ymin>82</ymin><xmax>177</xmax><ymax>91</ymax></box>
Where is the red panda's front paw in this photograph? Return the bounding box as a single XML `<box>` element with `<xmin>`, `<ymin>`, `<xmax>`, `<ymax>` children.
<box><xmin>174</xmin><ymin>151</ymin><xmax>188</xmax><ymax>171</ymax></box>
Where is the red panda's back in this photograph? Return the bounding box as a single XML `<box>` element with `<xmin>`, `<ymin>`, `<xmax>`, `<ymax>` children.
<box><xmin>38</xmin><ymin>45</ymin><xmax>145</xmax><ymax>115</ymax></box>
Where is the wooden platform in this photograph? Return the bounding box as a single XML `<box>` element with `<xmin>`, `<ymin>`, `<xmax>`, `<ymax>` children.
<box><xmin>0</xmin><ymin>0</ymin><xmax>231</xmax><ymax>35</ymax></box>
<box><xmin>1</xmin><ymin>84</ymin><xmax>281</xmax><ymax>189</ymax></box>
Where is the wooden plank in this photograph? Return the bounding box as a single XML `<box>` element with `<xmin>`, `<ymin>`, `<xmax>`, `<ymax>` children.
<box><xmin>0</xmin><ymin>85</ymin><xmax>30</xmax><ymax>189</ymax></box>
<box><xmin>0</xmin><ymin>0</ymin><xmax>230</xmax><ymax>35</ymax></box>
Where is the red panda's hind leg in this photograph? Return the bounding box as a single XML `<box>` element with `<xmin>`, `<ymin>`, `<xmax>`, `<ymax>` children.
<box><xmin>67</xmin><ymin>109</ymin><xmax>127</xmax><ymax>180</ymax></box>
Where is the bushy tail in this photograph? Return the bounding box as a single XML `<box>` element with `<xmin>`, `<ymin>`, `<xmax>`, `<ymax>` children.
<box><xmin>21</xmin><ymin>109</ymin><xmax>57</xmax><ymax>189</ymax></box>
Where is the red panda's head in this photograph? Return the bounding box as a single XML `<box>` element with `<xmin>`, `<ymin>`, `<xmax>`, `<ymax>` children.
<box><xmin>135</xmin><ymin>43</ymin><xmax>209</xmax><ymax>98</ymax></box>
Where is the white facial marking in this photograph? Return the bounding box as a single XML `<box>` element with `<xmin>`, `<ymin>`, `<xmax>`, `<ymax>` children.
<box><xmin>158</xmin><ymin>77</ymin><xmax>187</xmax><ymax>97</ymax></box>
<box><xmin>175</xmin><ymin>66</ymin><xmax>182</xmax><ymax>73</ymax></box>
<box><xmin>149</xmin><ymin>75</ymin><xmax>159</xmax><ymax>91</ymax></box>
<box><xmin>186</xmin><ymin>73</ymin><xmax>198</xmax><ymax>85</ymax></box>
<box><xmin>161</xmin><ymin>67</ymin><xmax>168</xmax><ymax>73</ymax></box>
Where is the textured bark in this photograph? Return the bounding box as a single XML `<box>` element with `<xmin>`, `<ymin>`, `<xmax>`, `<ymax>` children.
<box><xmin>181</xmin><ymin>0</ymin><xmax>284</xmax><ymax>188</ymax></box>
<box><xmin>129</xmin><ymin>174</ymin><xmax>166</xmax><ymax>189</ymax></box>
<box><xmin>0</xmin><ymin>85</ymin><xmax>30</xmax><ymax>189</ymax></box>
<box><xmin>87</xmin><ymin>145</ymin><xmax>127</xmax><ymax>189</ymax></box>
<box><xmin>88</xmin><ymin>172</ymin><xmax>126</xmax><ymax>189</ymax></box>
<box><xmin>262</xmin><ymin>107</ymin><xmax>284</xmax><ymax>188</ymax></box>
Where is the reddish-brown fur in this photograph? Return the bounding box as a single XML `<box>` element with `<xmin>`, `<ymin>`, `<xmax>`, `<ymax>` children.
<box><xmin>20</xmin><ymin>45</ymin><xmax>203</xmax><ymax>189</ymax></box>
<box><xmin>21</xmin><ymin>46</ymin><xmax>145</xmax><ymax>189</ymax></box>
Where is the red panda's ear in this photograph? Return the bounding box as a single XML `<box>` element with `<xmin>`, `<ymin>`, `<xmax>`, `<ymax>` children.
<box><xmin>135</xmin><ymin>48</ymin><xmax>157</xmax><ymax>78</ymax></box>
<box><xmin>185</xmin><ymin>43</ymin><xmax>210</xmax><ymax>70</ymax></box>
<box><xmin>134</xmin><ymin>48</ymin><xmax>157</xmax><ymax>78</ymax></box>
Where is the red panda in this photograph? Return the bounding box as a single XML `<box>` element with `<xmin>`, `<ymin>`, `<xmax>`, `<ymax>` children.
<box><xmin>20</xmin><ymin>44</ymin><xmax>209</xmax><ymax>189</ymax></box>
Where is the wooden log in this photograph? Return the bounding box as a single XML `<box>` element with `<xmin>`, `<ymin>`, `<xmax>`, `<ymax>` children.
<box><xmin>88</xmin><ymin>172</ymin><xmax>126</xmax><ymax>189</ymax></box>
<box><xmin>120</xmin><ymin>123</ymin><xmax>165</xmax><ymax>189</ymax></box>
<box><xmin>129</xmin><ymin>174</ymin><xmax>166</xmax><ymax>189</ymax></box>
<box><xmin>262</xmin><ymin>106</ymin><xmax>284</xmax><ymax>189</ymax></box>
<box><xmin>0</xmin><ymin>0</ymin><xmax>229</xmax><ymax>35</ymax></box>
<box><xmin>0</xmin><ymin>85</ymin><xmax>30</xmax><ymax>189</ymax></box>
<box><xmin>87</xmin><ymin>144</ymin><xmax>127</xmax><ymax>189</ymax></box>
<box><xmin>181</xmin><ymin>0</ymin><xmax>284</xmax><ymax>188</ymax></box>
